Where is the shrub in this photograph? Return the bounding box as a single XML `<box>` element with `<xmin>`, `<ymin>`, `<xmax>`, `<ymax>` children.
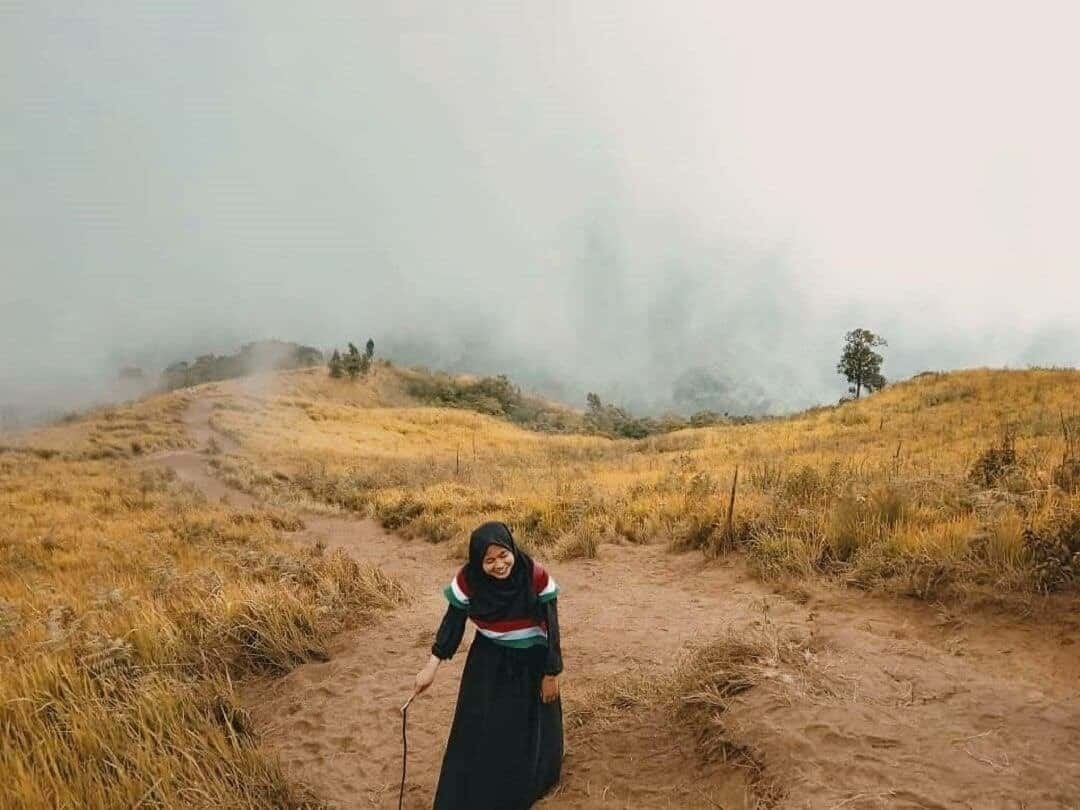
<box><xmin>969</xmin><ymin>425</ymin><xmax>1018</xmax><ymax>488</ymax></box>
<box><xmin>1025</xmin><ymin>513</ymin><xmax>1080</xmax><ymax>593</ymax></box>
<box><xmin>1051</xmin><ymin>415</ymin><xmax>1080</xmax><ymax>493</ymax></box>
<box><xmin>162</xmin><ymin>341</ymin><xmax>323</xmax><ymax>390</ymax></box>
<box><xmin>783</xmin><ymin>465</ymin><xmax>827</xmax><ymax>505</ymax></box>
<box><xmin>552</xmin><ymin>530</ymin><xmax>601</xmax><ymax>560</ymax></box>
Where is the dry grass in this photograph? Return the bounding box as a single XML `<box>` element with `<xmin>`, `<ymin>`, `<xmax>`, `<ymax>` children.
<box><xmin>0</xmin><ymin>450</ymin><xmax>406</xmax><ymax>808</ymax></box>
<box><xmin>5</xmin><ymin>363</ymin><xmax>1078</xmax><ymax>804</ymax></box>
<box><xmin>669</xmin><ymin>621</ymin><xmax>837</xmax><ymax>756</ymax></box>
<box><xmin>2</xmin><ymin>392</ymin><xmax>194</xmax><ymax>460</ymax></box>
<box><xmin>565</xmin><ymin>612</ymin><xmax>825</xmax><ymax>808</ymax></box>
<box><xmin>563</xmin><ymin>668</ymin><xmax>663</xmax><ymax>735</ymax></box>
<box><xmin>207</xmin><ymin>367</ymin><xmax>1080</xmax><ymax>600</ymax></box>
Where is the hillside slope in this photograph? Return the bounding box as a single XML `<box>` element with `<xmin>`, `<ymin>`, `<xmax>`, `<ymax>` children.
<box><xmin>3</xmin><ymin>365</ymin><xmax>1078</xmax><ymax>808</ymax></box>
<box><xmin>209</xmin><ymin>366</ymin><xmax>1080</xmax><ymax>603</ymax></box>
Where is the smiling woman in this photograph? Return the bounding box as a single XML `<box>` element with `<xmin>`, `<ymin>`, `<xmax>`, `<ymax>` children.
<box><xmin>412</xmin><ymin>521</ymin><xmax>564</xmax><ymax>809</ymax></box>
<box><xmin>481</xmin><ymin>542</ymin><xmax>514</xmax><ymax>579</ymax></box>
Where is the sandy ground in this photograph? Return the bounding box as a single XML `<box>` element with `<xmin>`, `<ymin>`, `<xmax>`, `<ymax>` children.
<box><xmin>152</xmin><ymin>392</ymin><xmax>1080</xmax><ymax>810</ymax></box>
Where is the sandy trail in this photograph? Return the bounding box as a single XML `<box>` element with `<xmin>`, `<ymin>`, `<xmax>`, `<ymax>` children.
<box><xmin>153</xmin><ymin>391</ymin><xmax>1080</xmax><ymax>809</ymax></box>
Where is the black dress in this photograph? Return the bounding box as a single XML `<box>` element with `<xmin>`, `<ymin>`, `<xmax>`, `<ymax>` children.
<box><xmin>430</xmin><ymin>599</ymin><xmax>564</xmax><ymax>809</ymax></box>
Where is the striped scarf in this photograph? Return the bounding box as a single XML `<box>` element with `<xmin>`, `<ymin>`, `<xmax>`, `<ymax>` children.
<box><xmin>444</xmin><ymin>563</ymin><xmax>559</xmax><ymax>649</ymax></box>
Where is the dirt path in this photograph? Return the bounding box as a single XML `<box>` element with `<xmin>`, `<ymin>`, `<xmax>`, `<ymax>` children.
<box><xmin>154</xmin><ymin>391</ymin><xmax>1080</xmax><ymax>809</ymax></box>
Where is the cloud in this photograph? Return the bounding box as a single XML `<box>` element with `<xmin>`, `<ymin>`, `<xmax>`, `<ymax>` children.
<box><xmin>3</xmin><ymin>1</ymin><xmax>1077</xmax><ymax>424</ymax></box>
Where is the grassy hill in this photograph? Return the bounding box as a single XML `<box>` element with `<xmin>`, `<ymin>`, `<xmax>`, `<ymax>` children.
<box><xmin>210</xmin><ymin>365</ymin><xmax>1080</xmax><ymax>600</ymax></box>
<box><xmin>2</xmin><ymin>361</ymin><xmax>1077</xmax><ymax>807</ymax></box>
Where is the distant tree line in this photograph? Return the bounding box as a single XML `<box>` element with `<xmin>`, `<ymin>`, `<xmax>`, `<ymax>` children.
<box><xmin>161</xmin><ymin>340</ymin><xmax>323</xmax><ymax>390</ymax></box>
<box><xmin>402</xmin><ymin>366</ymin><xmax>748</xmax><ymax>437</ymax></box>
<box><xmin>584</xmin><ymin>392</ymin><xmax>737</xmax><ymax>439</ymax></box>
<box><xmin>403</xmin><ymin>323</ymin><xmax>892</xmax><ymax>438</ymax></box>
<box><xmin>404</xmin><ymin>372</ymin><xmax>556</xmax><ymax>423</ymax></box>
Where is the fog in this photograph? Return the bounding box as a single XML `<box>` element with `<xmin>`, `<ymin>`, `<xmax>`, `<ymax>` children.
<box><xmin>4</xmin><ymin>2</ymin><xmax>1078</xmax><ymax>426</ymax></box>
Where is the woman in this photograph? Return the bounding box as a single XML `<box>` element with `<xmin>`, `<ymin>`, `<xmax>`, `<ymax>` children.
<box><xmin>412</xmin><ymin>521</ymin><xmax>564</xmax><ymax>809</ymax></box>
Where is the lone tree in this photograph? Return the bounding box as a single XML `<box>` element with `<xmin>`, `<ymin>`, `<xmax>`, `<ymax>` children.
<box><xmin>358</xmin><ymin>337</ymin><xmax>374</xmax><ymax>375</ymax></box>
<box><xmin>837</xmin><ymin>328</ymin><xmax>887</xmax><ymax>399</ymax></box>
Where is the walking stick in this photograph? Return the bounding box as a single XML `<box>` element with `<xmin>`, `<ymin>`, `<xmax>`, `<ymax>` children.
<box><xmin>399</xmin><ymin>694</ymin><xmax>416</xmax><ymax>810</ymax></box>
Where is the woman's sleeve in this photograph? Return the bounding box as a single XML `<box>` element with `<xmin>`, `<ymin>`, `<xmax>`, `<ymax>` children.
<box><xmin>431</xmin><ymin>603</ymin><xmax>467</xmax><ymax>660</ymax></box>
<box><xmin>543</xmin><ymin>598</ymin><xmax>563</xmax><ymax>676</ymax></box>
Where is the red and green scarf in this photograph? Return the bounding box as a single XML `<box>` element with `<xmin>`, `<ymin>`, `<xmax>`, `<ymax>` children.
<box><xmin>444</xmin><ymin>562</ymin><xmax>559</xmax><ymax>649</ymax></box>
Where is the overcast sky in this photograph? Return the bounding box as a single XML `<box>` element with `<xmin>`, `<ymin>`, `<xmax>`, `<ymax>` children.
<box><xmin>3</xmin><ymin>1</ymin><xmax>1078</xmax><ymax>420</ymax></box>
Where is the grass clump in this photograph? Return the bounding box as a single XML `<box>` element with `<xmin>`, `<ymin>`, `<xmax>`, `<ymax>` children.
<box><xmin>567</xmin><ymin>615</ymin><xmax>824</xmax><ymax>808</ymax></box>
<box><xmin>968</xmin><ymin>424</ymin><xmax>1018</xmax><ymax>488</ymax></box>
<box><xmin>671</xmin><ymin>622</ymin><xmax>835</xmax><ymax>766</ymax></box>
<box><xmin>1024</xmin><ymin>506</ymin><xmax>1080</xmax><ymax>593</ymax></box>
<box><xmin>1051</xmin><ymin>414</ymin><xmax>1080</xmax><ymax>494</ymax></box>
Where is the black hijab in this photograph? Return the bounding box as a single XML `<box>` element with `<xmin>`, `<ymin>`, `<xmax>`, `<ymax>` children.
<box><xmin>463</xmin><ymin>521</ymin><xmax>540</xmax><ymax>622</ymax></box>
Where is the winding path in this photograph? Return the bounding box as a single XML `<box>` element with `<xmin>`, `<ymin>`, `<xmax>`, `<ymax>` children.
<box><xmin>154</xmin><ymin>389</ymin><xmax>1080</xmax><ymax>809</ymax></box>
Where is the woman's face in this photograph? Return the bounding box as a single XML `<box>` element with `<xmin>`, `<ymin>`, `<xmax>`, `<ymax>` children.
<box><xmin>482</xmin><ymin>544</ymin><xmax>514</xmax><ymax>579</ymax></box>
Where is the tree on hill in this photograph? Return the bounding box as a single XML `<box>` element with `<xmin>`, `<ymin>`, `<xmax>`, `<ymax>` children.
<box><xmin>359</xmin><ymin>338</ymin><xmax>374</xmax><ymax>375</ymax></box>
<box><xmin>837</xmin><ymin>328</ymin><xmax>888</xmax><ymax>399</ymax></box>
<box><xmin>328</xmin><ymin>340</ymin><xmax>375</xmax><ymax>379</ymax></box>
<box><xmin>344</xmin><ymin>343</ymin><xmax>362</xmax><ymax>379</ymax></box>
<box><xmin>583</xmin><ymin>392</ymin><xmax>653</xmax><ymax>438</ymax></box>
<box><xmin>328</xmin><ymin>349</ymin><xmax>344</xmax><ymax>378</ymax></box>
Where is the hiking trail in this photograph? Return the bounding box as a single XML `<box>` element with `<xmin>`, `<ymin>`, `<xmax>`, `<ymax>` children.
<box><xmin>153</xmin><ymin>389</ymin><xmax>1080</xmax><ymax>809</ymax></box>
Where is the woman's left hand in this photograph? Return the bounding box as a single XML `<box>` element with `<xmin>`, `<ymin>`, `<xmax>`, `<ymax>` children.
<box><xmin>540</xmin><ymin>675</ymin><xmax>560</xmax><ymax>704</ymax></box>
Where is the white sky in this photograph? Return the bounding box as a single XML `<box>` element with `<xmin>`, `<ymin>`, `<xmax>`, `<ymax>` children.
<box><xmin>2</xmin><ymin>1</ymin><xmax>1077</xmax><ymax>416</ymax></box>
<box><xmin>563</xmin><ymin>1</ymin><xmax>1080</xmax><ymax>326</ymax></box>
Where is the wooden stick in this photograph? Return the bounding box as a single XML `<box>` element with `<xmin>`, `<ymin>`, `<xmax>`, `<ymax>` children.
<box><xmin>399</xmin><ymin>696</ymin><xmax>413</xmax><ymax>810</ymax></box>
<box><xmin>1062</xmin><ymin>411</ymin><xmax>1072</xmax><ymax>467</ymax></box>
<box><xmin>726</xmin><ymin>466</ymin><xmax>739</xmax><ymax>536</ymax></box>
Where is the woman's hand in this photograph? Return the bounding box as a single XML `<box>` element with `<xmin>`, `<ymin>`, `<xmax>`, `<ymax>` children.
<box><xmin>414</xmin><ymin>655</ymin><xmax>441</xmax><ymax>698</ymax></box>
<box><xmin>540</xmin><ymin>674</ymin><xmax>560</xmax><ymax>704</ymax></box>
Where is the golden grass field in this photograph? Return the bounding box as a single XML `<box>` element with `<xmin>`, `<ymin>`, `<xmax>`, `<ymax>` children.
<box><xmin>2</xmin><ymin>363</ymin><xmax>1077</xmax><ymax>807</ymax></box>
<box><xmin>3</xmin><ymin>391</ymin><xmax>195</xmax><ymax>460</ymax></box>
<box><xmin>211</xmin><ymin>365</ymin><xmax>1080</xmax><ymax>601</ymax></box>
<box><xmin>0</xmin><ymin>398</ymin><xmax>406</xmax><ymax>809</ymax></box>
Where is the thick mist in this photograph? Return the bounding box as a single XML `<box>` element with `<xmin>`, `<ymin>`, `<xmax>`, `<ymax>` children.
<box><xmin>4</xmin><ymin>2</ymin><xmax>1078</xmax><ymax>426</ymax></box>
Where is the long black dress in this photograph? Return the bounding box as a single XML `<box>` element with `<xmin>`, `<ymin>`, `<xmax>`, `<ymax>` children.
<box><xmin>430</xmin><ymin>599</ymin><xmax>564</xmax><ymax>809</ymax></box>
